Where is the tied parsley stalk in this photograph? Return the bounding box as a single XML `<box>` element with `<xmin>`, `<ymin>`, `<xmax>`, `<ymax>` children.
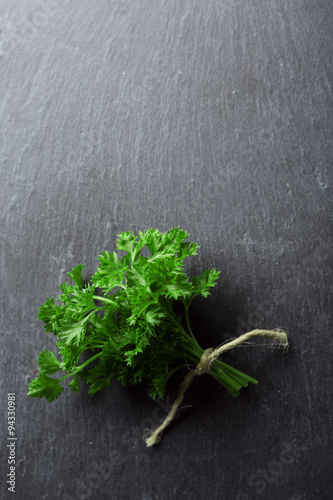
<box><xmin>28</xmin><ymin>228</ymin><xmax>288</xmax><ymax>445</ymax></box>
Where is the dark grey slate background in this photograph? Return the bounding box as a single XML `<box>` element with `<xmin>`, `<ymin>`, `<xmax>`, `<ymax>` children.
<box><xmin>1</xmin><ymin>1</ymin><xmax>332</xmax><ymax>499</ymax></box>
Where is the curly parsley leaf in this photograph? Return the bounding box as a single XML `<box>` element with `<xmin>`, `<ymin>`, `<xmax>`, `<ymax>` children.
<box><xmin>28</xmin><ymin>374</ymin><xmax>64</xmax><ymax>402</ymax></box>
<box><xmin>66</xmin><ymin>263</ymin><xmax>85</xmax><ymax>288</ymax></box>
<box><xmin>38</xmin><ymin>349</ymin><xmax>61</xmax><ymax>375</ymax></box>
<box><xmin>191</xmin><ymin>268</ymin><xmax>220</xmax><ymax>298</ymax></box>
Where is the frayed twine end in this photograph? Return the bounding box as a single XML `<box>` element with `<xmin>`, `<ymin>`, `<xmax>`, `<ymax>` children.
<box><xmin>144</xmin><ymin>429</ymin><xmax>162</xmax><ymax>448</ymax></box>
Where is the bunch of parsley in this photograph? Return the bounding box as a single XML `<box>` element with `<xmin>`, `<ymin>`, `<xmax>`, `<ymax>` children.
<box><xmin>28</xmin><ymin>228</ymin><xmax>258</xmax><ymax>403</ymax></box>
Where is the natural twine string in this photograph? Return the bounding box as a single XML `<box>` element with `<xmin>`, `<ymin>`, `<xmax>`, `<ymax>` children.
<box><xmin>144</xmin><ymin>328</ymin><xmax>288</xmax><ymax>447</ymax></box>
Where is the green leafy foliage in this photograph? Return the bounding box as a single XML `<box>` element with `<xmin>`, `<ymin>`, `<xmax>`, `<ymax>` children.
<box><xmin>28</xmin><ymin>228</ymin><xmax>257</xmax><ymax>404</ymax></box>
<box><xmin>28</xmin><ymin>374</ymin><xmax>64</xmax><ymax>402</ymax></box>
<box><xmin>37</xmin><ymin>349</ymin><xmax>61</xmax><ymax>375</ymax></box>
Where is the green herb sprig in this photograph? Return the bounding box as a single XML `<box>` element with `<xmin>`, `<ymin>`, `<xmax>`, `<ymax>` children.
<box><xmin>28</xmin><ymin>228</ymin><xmax>258</xmax><ymax>404</ymax></box>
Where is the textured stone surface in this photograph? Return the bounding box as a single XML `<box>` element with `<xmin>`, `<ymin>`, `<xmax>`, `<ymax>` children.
<box><xmin>0</xmin><ymin>1</ymin><xmax>332</xmax><ymax>499</ymax></box>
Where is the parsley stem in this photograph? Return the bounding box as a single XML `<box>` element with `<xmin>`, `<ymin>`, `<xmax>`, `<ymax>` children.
<box><xmin>165</xmin><ymin>363</ymin><xmax>191</xmax><ymax>381</ymax></box>
<box><xmin>93</xmin><ymin>296</ymin><xmax>117</xmax><ymax>306</ymax></box>
<box><xmin>161</xmin><ymin>303</ymin><xmax>202</xmax><ymax>351</ymax></box>
<box><xmin>137</xmin><ymin>300</ymin><xmax>157</xmax><ymax>318</ymax></box>
<box><xmin>59</xmin><ymin>352</ymin><xmax>102</xmax><ymax>382</ymax></box>
<box><xmin>187</xmin><ymin>294</ymin><xmax>198</xmax><ymax>310</ymax></box>
<box><xmin>182</xmin><ymin>341</ymin><xmax>204</xmax><ymax>361</ymax></box>
<box><xmin>216</xmin><ymin>360</ymin><xmax>258</xmax><ymax>385</ymax></box>
<box><xmin>184</xmin><ymin>303</ymin><xmax>197</xmax><ymax>343</ymax></box>
<box><xmin>174</xmin><ymin>347</ymin><xmax>198</xmax><ymax>365</ymax></box>
<box><xmin>149</xmin><ymin>292</ymin><xmax>201</xmax><ymax>349</ymax></box>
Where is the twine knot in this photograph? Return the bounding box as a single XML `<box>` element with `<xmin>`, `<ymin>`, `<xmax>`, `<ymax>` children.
<box><xmin>144</xmin><ymin>328</ymin><xmax>288</xmax><ymax>447</ymax></box>
<box><xmin>195</xmin><ymin>348</ymin><xmax>214</xmax><ymax>375</ymax></box>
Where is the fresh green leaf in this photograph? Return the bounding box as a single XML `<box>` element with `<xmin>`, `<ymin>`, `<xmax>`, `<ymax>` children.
<box><xmin>38</xmin><ymin>349</ymin><xmax>61</xmax><ymax>375</ymax></box>
<box><xmin>191</xmin><ymin>268</ymin><xmax>220</xmax><ymax>298</ymax></box>
<box><xmin>67</xmin><ymin>264</ymin><xmax>85</xmax><ymax>288</ymax></box>
<box><xmin>28</xmin><ymin>374</ymin><xmax>64</xmax><ymax>402</ymax></box>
